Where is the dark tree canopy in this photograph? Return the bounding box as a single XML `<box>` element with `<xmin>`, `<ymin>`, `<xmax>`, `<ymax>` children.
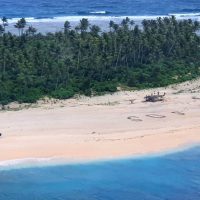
<box><xmin>0</xmin><ymin>17</ymin><xmax>200</xmax><ymax>105</ymax></box>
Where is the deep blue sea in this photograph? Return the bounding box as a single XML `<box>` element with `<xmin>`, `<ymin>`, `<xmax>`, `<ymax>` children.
<box><xmin>0</xmin><ymin>0</ymin><xmax>200</xmax><ymax>19</ymax></box>
<box><xmin>0</xmin><ymin>147</ymin><xmax>200</xmax><ymax>200</ymax></box>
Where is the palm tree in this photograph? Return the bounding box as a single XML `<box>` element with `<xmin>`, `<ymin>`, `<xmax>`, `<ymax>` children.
<box><xmin>64</xmin><ymin>20</ymin><xmax>71</xmax><ymax>34</ymax></box>
<box><xmin>75</xmin><ymin>25</ymin><xmax>80</xmax><ymax>33</ymax></box>
<box><xmin>90</xmin><ymin>25</ymin><xmax>101</xmax><ymax>37</ymax></box>
<box><xmin>14</xmin><ymin>18</ymin><xmax>27</xmax><ymax>36</ymax></box>
<box><xmin>79</xmin><ymin>18</ymin><xmax>89</xmax><ymax>33</ymax></box>
<box><xmin>20</xmin><ymin>18</ymin><xmax>27</xmax><ymax>34</ymax></box>
<box><xmin>14</xmin><ymin>21</ymin><xmax>21</xmax><ymax>36</ymax></box>
<box><xmin>113</xmin><ymin>24</ymin><xmax>119</xmax><ymax>32</ymax></box>
<box><xmin>121</xmin><ymin>17</ymin><xmax>130</xmax><ymax>27</ymax></box>
<box><xmin>2</xmin><ymin>17</ymin><xmax>8</xmax><ymax>31</ymax></box>
<box><xmin>26</xmin><ymin>26</ymin><xmax>37</xmax><ymax>36</ymax></box>
<box><xmin>109</xmin><ymin>20</ymin><xmax>114</xmax><ymax>32</ymax></box>
<box><xmin>0</xmin><ymin>25</ymin><xmax>4</xmax><ymax>36</ymax></box>
<box><xmin>129</xmin><ymin>20</ymin><xmax>135</xmax><ymax>29</ymax></box>
<box><xmin>194</xmin><ymin>21</ymin><xmax>200</xmax><ymax>30</ymax></box>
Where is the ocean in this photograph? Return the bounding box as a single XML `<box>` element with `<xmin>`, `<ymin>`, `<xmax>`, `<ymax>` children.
<box><xmin>1</xmin><ymin>0</ymin><xmax>200</xmax><ymax>34</ymax></box>
<box><xmin>0</xmin><ymin>0</ymin><xmax>200</xmax><ymax>23</ymax></box>
<box><xmin>0</xmin><ymin>146</ymin><xmax>200</xmax><ymax>200</ymax></box>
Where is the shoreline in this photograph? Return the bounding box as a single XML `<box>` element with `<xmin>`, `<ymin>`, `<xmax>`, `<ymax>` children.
<box><xmin>0</xmin><ymin>143</ymin><xmax>199</xmax><ymax>171</ymax></box>
<box><xmin>5</xmin><ymin>15</ymin><xmax>156</xmax><ymax>34</ymax></box>
<box><xmin>4</xmin><ymin>14</ymin><xmax>200</xmax><ymax>34</ymax></box>
<box><xmin>0</xmin><ymin>79</ymin><xmax>200</xmax><ymax>169</ymax></box>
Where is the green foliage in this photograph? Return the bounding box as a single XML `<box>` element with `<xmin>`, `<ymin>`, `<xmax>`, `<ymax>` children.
<box><xmin>0</xmin><ymin>17</ymin><xmax>200</xmax><ymax>105</ymax></box>
<box><xmin>51</xmin><ymin>87</ymin><xmax>75</xmax><ymax>99</ymax></box>
<box><xmin>92</xmin><ymin>82</ymin><xmax>117</xmax><ymax>95</ymax></box>
<box><xmin>17</xmin><ymin>88</ymin><xmax>43</xmax><ymax>103</ymax></box>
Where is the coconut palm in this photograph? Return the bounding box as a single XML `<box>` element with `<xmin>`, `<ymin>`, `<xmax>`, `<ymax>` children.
<box><xmin>0</xmin><ymin>25</ymin><xmax>4</xmax><ymax>35</ymax></box>
<box><xmin>79</xmin><ymin>18</ymin><xmax>89</xmax><ymax>32</ymax></box>
<box><xmin>109</xmin><ymin>20</ymin><xmax>114</xmax><ymax>31</ymax></box>
<box><xmin>14</xmin><ymin>21</ymin><xmax>21</xmax><ymax>36</ymax></box>
<box><xmin>20</xmin><ymin>18</ymin><xmax>26</xmax><ymax>34</ymax></box>
<box><xmin>90</xmin><ymin>25</ymin><xmax>101</xmax><ymax>37</ymax></box>
<box><xmin>64</xmin><ymin>21</ymin><xmax>71</xmax><ymax>34</ymax></box>
<box><xmin>14</xmin><ymin>18</ymin><xmax>27</xmax><ymax>36</ymax></box>
<box><xmin>26</xmin><ymin>26</ymin><xmax>37</xmax><ymax>36</ymax></box>
<box><xmin>2</xmin><ymin>17</ymin><xmax>8</xmax><ymax>31</ymax></box>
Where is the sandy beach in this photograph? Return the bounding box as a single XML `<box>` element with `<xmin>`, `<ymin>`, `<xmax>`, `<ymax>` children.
<box><xmin>0</xmin><ymin>79</ymin><xmax>200</xmax><ymax>164</ymax></box>
<box><xmin>5</xmin><ymin>16</ymin><xmax>144</xmax><ymax>34</ymax></box>
<box><xmin>6</xmin><ymin>14</ymin><xmax>200</xmax><ymax>35</ymax></box>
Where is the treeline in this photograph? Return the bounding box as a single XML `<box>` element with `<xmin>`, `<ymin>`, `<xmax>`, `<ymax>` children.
<box><xmin>0</xmin><ymin>17</ymin><xmax>200</xmax><ymax>104</ymax></box>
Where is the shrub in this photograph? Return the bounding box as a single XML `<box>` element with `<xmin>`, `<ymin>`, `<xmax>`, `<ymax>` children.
<box><xmin>51</xmin><ymin>87</ymin><xmax>75</xmax><ymax>99</ymax></box>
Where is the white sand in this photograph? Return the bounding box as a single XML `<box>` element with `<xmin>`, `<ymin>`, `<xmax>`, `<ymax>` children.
<box><xmin>0</xmin><ymin>79</ymin><xmax>200</xmax><ymax>164</ymax></box>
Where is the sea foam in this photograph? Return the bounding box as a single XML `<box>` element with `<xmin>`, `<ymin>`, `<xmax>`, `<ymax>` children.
<box><xmin>7</xmin><ymin>13</ymin><xmax>200</xmax><ymax>24</ymax></box>
<box><xmin>0</xmin><ymin>157</ymin><xmax>64</xmax><ymax>171</ymax></box>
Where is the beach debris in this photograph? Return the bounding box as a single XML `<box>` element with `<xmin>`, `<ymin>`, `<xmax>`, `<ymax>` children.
<box><xmin>96</xmin><ymin>101</ymin><xmax>119</xmax><ymax>106</ymax></box>
<box><xmin>129</xmin><ymin>99</ymin><xmax>135</xmax><ymax>104</ymax></box>
<box><xmin>192</xmin><ymin>96</ymin><xmax>200</xmax><ymax>100</ymax></box>
<box><xmin>146</xmin><ymin>114</ymin><xmax>166</xmax><ymax>118</ymax></box>
<box><xmin>127</xmin><ymin>116</ymin><xmax>142</xmax><ymax>122</ymax></box>
<box><xmin>171</xmin><ymin>111</ymin><xmax>185</xmax><ymax>115</ymax></box>
<box><xmin>144</xmin><ymin>92</ymin><xmax>166</xmax><ymax>102</ymax></box>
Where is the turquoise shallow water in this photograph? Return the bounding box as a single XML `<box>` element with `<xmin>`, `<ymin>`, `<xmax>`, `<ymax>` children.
<box><xmin>0</xmin><ymin>147</ymin><xmax>200</xmax><ymax>200</ymax></box>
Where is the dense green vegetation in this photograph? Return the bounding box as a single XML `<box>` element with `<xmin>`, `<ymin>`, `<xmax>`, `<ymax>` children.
<box><xmin>0</xmin><ymin>17</ymin><xmax>200</xmax><ymax>104</ymax></box>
